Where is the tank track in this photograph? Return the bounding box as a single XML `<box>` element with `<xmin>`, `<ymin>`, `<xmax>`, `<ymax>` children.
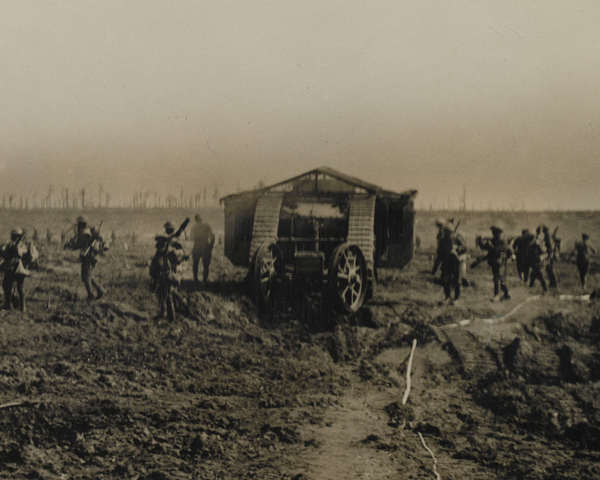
<box><xmin>347</xmin><ymin>194</ymin><xmax>376</xmax><ymax>282</ymax></box>
<box><xmin>249</xmin><ymin>192</ymin><xmax>285</xmax><ymax>264</ymax></box>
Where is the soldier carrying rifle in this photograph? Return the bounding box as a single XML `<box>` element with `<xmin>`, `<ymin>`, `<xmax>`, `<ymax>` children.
<box><xmin>473</xmin><ymin>225</ymin><xmax>513</xmax><ymax>302</ymax></box>
<box><xmin>0</xmin><ymin>228</ymin><xmax>35</xmax><ymax>312</ymax></box>
<box><xmin>150</xmin><ymin>219</ymin><xmax>190</xmax><ymax>322</ymax></box>
<box><xmin>64</xmin><ymin>216</ymin><xmax>109</xmax><ymax>300</ymax></box>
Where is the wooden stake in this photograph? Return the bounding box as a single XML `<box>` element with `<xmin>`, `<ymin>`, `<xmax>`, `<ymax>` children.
<box><xmin>402</xmin><ymin>338</ymin><xmax>417</xmax><ymax>405</ymax></box>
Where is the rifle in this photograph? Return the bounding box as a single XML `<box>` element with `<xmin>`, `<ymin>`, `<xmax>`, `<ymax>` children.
<box><xmin>155</xmin><ymin>217</ymin><xmax>190</xmax><ymax>283</ymax></box>
<box><xmin>453</xmin><ymin>220</ymin><xmax>461</xmax><ymax>234</ymax></box>
<box><xmin>166</xmin><ymin>218</ymin><xmax>190</xmax><ymax>247</ymax></box>
<box><xmin>160</xmin><ymin>218</ymin><xmax>190</xmax><ymax>262</ymax></box>
<box><xmin>83</xmin><ymin>221</ymin><xmax>104</xmax><ymax>258</ymax></box>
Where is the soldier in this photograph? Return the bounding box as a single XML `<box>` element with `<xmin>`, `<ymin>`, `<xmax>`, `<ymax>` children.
<box><xmin>150</xmin><ymin>221</ymin><xmax>188</xmax><ymax>321</ymax></box>
<box><xmin>476</xmin><ymin>226</ymin><xmax>512</xmax><ymax>302</ymax></box>
<box><xmin>528</xmin><ymin>227</ymin><xmax>548</xmax><ymax>292</ymax></box>
<box><xmin>543</xmin><ymin>225</ymin><xmax>560</xmax><ymax>289</ymax></box>
<box><xmin>439</xmin><ymin>222</ymin><xmax>467</xmax><ymax>305</ymax></box>
<box><xmin>64</xmin><ymin>216</ymin><xmax>108</xmax><ymax>300</ymax></box>
<box><xmin>0</xmin><ymin>228</ymin><xmax>30</xmax><ymax>312</ymax></box>
<box><xmin>513</xmin><ymin>229</ymin><xmax>533</xmax><ymax>283</ymax></box>
<box><xmin>571</xmin><ymin>234</ymin><xmax>596</xmax><ymax>289</ymax></box>
<box><xmin>431</xmin><ymin>218</ymin><xmax>446</xmax><ymax>276</ymax></box>
<box><xmin>190</xmin><ymin>214</ymin><xmax>215</xmax><ymax>289</ymax></box>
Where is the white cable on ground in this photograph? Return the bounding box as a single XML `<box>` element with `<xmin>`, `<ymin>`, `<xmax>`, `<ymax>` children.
<box><xmin>481</xmin><ymin>295</ymin><xmax>540</xmax><ymax>324</ymax></box>
<box><xmin>418</xmin><ymin>432</ymin><xmax>441</xmax><ymax>480</ymax></box>
<box><xmin>402</xmin><ymin>338</ymin><xmax>417</xmax><ymax>405</ymax></box>
<box><xmin>440</xmin><ymin>293</ymin><xmax>590</xmax><ymax>330</ymax></box>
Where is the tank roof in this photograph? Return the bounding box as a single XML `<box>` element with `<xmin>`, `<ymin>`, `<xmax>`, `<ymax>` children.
<box><xmin>220</xmin><ymin>166</ymin><xmax>417</xmax><ymax>203</ymax></box>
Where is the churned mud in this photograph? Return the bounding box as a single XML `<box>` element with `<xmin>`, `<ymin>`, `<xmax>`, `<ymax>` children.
<box><xmin>2</xmin><ymin>210</ymin><xmax>600</xmax><ymax>479</ymax></box>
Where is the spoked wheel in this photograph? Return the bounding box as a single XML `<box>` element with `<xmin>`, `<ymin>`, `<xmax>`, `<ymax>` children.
<box><xmin>329</xmin><ymin>243</ymin><xmax>368</xmax><ymax>313</ymax></box>
<box><xmin>253</xmin><ymin>243</ymin><xmax>284</xmax><ymax>312</ymax></box>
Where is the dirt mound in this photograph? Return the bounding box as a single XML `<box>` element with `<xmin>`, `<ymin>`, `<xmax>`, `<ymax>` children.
<box><xmin>539</xmin><ymin>310</ymin><xmax>594</xmax><ymax>341</ymax></box>
<box><xmin>502</xmin><ymin>337</ymin><xmax>560</xmax><ymax>384</ymax></box>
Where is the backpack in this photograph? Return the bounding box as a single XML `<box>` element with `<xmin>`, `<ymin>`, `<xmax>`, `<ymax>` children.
<box><xmin>22</xmin><ymin>242</ymin><xmax>39</xmax><ymax>269</ymax></box>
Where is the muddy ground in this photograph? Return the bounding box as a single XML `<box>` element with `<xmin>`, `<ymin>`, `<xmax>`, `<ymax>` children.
<box><xmin>2</xmin><ymin>212</ymin><xmax>600</xmax><ymax>479</ymax></box>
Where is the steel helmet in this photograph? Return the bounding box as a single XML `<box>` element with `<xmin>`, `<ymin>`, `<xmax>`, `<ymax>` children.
<box><xmin>10</xmin><ymin>228</ymin><xmax>23</xmax><ymax>237</ymax></box>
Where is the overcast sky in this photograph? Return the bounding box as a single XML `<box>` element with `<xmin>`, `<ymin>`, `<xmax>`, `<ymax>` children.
<box><xmin>1</xmin><ymin>1</ymin><xmax>599</xmax><ymax>210</ymax></box>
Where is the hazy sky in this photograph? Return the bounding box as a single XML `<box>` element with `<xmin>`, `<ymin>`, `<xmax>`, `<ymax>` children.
<box><xmin>1</xmin><ymin>1</ymin><xmax>599</xmax><ymax>210</ymax></box>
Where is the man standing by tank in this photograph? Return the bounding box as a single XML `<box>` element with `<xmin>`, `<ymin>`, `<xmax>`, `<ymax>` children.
<box><xmin>476</xmin><ymin>225</ymin><xmax>512</xmax><ymax>302</ymax></box>
<box><xmin>190</xmin><ymin>214</ymin><xmax>215</xmax><ymax>289</ymax></box>
<box><xmin>64</xmin><ymin>216</ymin><xmax>108</xmax><ymax>300</ymax></box>
<box><xmin>571</xmin><ymin>234</ymin><xmax>596</xmax><ymax>290</ymax></box>
<box><xmin>1</xmin><ymin>228</ymin><xmax>29</xmax><ymax>312</ymax></box>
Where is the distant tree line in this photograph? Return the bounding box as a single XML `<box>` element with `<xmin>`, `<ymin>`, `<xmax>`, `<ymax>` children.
<box><xmin>0</xmin><ymin>184</ymin><xmax>225</xmax><ymax>209</ymax></box>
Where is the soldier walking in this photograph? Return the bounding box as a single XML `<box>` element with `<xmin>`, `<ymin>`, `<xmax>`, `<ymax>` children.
<box><xmin>543</xmin><ymin>225</ymin><xmax>560</xmax><ymax>289</ymax></box>
<box><xmin>476</xmin><ymin>226</ymin><xmax>512</xmax><ymax>302</ymax></box>
<box><xmin>150</xmin><ymin>220</ymin><xmax>188</xmax><ymax>321</ymax></box>
<box><xmin>571</xmin><ymin>234</ymin><xmax>596</xmax><ymax>289</ymax></box>
<box><xmin>431</xmin><ymin>218</ymin><xmax>445</xmax><ymax>276</ymax></box>
<box><xmin>190</xmin><ymin>214</ymin><xmax>215</xmax><ymax>289</ymax></box>
<box><xmin>513</xmin><ymin>229</ymin><xmax>533</xmax><ymax>283</ymax></box>
<box><xmin>439</xmin><ymin>222</ymin><xmax>467</xmax><ymax>305</ymax></box>
<box><xmin>1</xmin><ymin>228</ymin><xmax>30</xmax><ymax>312</ymax></box>
<box><xmin>528</xmin><ymin>227</ymin><xmax>548</xmax><ymax>292</ymax></box>
<box><xmin>64</xmin><ymin>216</ymin><xmax>108</xmax><ymax>300</ymax></box>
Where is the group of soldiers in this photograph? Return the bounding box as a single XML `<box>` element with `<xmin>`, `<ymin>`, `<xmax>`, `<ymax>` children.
<box><xmin>433</xmin><ymin>218</ymin><xmax>597</xmax><ymax>305</ymax></box>
<box><xmin>0</xmin><ymin>213</ymin><xmax>215</xmax><ymax>322</ymax></box>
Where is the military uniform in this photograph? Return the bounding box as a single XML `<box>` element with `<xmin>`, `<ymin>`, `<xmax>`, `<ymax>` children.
<box><xmin>477</xmin><ymin>226</ymin><xmax>512</xmax><ymax>301</ymax></box>
<box><xmin>440</xmin><ymin>223</ymin><xmax>467</xmax><ymax>304</ymax></box>
<box><xmin>432</xmin><ymin>218</ymin><xmax>450</xmax><ymax>276</ymax></box>
<box><xmin>190</xmin><ymin>214</ymin><xmax>215</xmax><ymax>288</ymax></box>
<box><xmin>1</xmin><ymin>229</ymin><xmax>29</xmax><ymax>311</ymax></box>
<box><xmin>64</xmin><ymin>216</ymin><xmax>108</xmax><ymax>300</ymax></box>
<box><xmin>528</xmin><ymin>230</ymin><xmax>548</xmax><ymax>292</ymax></box>
<box><xmin>572</xmin><ymin>234</ymin><xmax>596</xmax><ymax>289</ymax></box>
<box><xmin>513</xmin><ymin>229</ymin><xmax>533</xmax><ymax>282</ymax></box>
<box><xmin>543</xmin><ymin>226</ymin><xmax>560</xmax><ymax>288</ymax></box>
<box><xmin>150</xmin><ymin>221</ymin><xmax>188</xmax><ymax>321</ymax></box>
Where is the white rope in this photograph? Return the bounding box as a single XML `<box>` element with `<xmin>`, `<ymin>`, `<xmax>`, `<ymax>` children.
<box><xmin>418</xmin><ymin>432</ymin><xmax>442</xmax><ymax>480</ymax></box>
<box><xmin>440</xmin><ymin>294</ymin><xmax>590</xmax><ymax>330</ymax></box>
<box><xmin>402</xmin><ymin>339</ymin><xmax>417</xmax><ymax>405</ymax></box>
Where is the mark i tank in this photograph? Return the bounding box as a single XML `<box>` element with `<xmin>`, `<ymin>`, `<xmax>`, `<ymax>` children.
<box><xmin>220</xmin><ymin>167</ymin><xmax>417</xmax><ymax>313</ymax></box>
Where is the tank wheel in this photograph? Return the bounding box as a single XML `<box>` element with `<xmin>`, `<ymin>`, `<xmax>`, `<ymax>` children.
<box><xmin>329</xmin><ymin>243</ymin><xmax>368</xmax><ymax>313</ymax></box>
<box><xmin>253</xmin><ymin>243</ymin><xmax>283</xmax><ymax>312</ymax></box>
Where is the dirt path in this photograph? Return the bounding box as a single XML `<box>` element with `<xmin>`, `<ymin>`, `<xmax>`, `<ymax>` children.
<box><xmin>293</xmin><ymin>383</ymin><xmax>404</xmax><ymax>479</ymax></box>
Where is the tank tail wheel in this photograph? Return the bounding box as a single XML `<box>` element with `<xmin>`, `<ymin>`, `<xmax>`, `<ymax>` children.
<box><xmin>329</xmin><ymin>243</ymin><xmax>368</xmax><ymax>313</ymax></box>
<box><xmin>253</xmin><ymin>243</ymin><xmax>283</xmax><ymax>312</ymax></box>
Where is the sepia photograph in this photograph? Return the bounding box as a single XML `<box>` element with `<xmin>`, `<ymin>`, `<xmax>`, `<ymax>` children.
<box><xmin>1</xmin><ymin>1</ymin><xmax>600</xmax><ymax>479</ymax></box>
